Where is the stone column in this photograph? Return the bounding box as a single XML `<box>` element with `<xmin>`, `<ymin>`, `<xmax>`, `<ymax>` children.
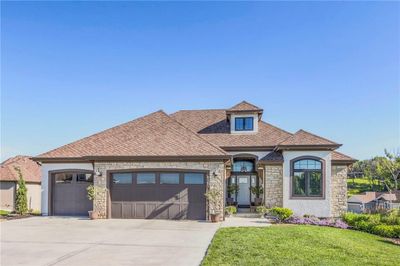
<box><xmin>264</xmin><ymin>164</ymin><xmax>283</xmax><ymax>208</ymax></box>
<box><xmin>331</xmin><ymin>165</ymin><xmax>348</xmax><ymax>217</ymax></box>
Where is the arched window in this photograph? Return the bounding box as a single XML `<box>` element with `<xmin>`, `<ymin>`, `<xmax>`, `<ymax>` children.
<box><xmin>233</xmin><ymin>160</ymin><xmax>255</xmax><ymax>172</ymax></box>
<box><xmin>291</xmin><ymin>158</ymin><xmax>323</xmax><ymax>198</ymax></box>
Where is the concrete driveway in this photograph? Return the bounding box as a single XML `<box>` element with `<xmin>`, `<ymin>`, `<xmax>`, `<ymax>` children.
<box><xmin>1</xmin><ymin>217</ymin><xmax>220</xmax><ymax>266</ymax></box>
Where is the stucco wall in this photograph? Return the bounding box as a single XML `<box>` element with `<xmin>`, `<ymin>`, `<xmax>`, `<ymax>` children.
<box><xmin>40</xmin><ymin>163</ymin><xmax>93</xmax><ymax>215</ymax></box>
<box><xmin>0</xmin><ymin>181</ymin><xmax>15</xmax><ymax>211</ymax></box>
<box><xmin>25</xmin><ymin>183</ymin><xmax>41</xmax><ymax>212</ymax></box>
<box><xmin>282</xmin><ymin>151</ymin><xmax>332</xmax><ymax>217</ymax></box>
<box><xmin>93</xmin><ymin>161</ymin><xmax>226</xmax><ymax>219</ymax></box>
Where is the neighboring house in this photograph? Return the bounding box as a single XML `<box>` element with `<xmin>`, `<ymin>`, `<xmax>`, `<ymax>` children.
<box><xmin>348</xmin><ymin>191</ymin><xmax>400</xmax><ymax>213</ymax></box>
<box><xmin>0</xmin><ymin>155</ymin><xmax>41</xmax><ymax>212</ymax></box>
<box><xmin>33</xmin><ymin>101</ymin><xmax>355</xmax><ymax>220</ymax></box>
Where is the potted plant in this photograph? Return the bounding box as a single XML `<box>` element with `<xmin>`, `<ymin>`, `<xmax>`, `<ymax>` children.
<box><xmin>225</xmin><ymin>206</ymin><xmax>237</xmax><ymax>217</ymax></box>
<box><xmin>86</xmin><ymin>185</ymin><xmax>99</xmax><ymax>219</ymax></box>
<box><xmin>226</xmin><ymin>184</ymin><xmax>239</xmax><ymax>206</ymax></box>
<box><xmin>250</xmin><ymin>185</ymin><xmax>264</xmax><ymax>206</ymax></box>
<box><xmin>205</xmin><ymin>188</ymin><xmax>223</xmax><ymax>223</ymax></box>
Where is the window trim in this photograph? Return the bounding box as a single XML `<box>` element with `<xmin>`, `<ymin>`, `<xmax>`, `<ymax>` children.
<box><xmin>234</xmin><ymin>117</ymin><xmax>254</xmax><ymax>131</ymax></box>
<box><xmin>290</xmin><ymin>156</ymin><xmax>325</xmax><ymax>200</ymax></box>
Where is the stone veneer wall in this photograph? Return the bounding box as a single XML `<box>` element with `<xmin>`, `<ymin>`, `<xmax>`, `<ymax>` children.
<box><xmin>92</xmin><ymin>161</ymin><xmax>225</xmax><ymax>219</ymax></box>
<box><xmin>331</xmin><ymin>165</ymin><xmax>348</xmax><ymax>217</ymax></box>
<box><xmin>264</xmin><ymin>165</ymin><xmax>283</xmax><ymax>208</ymax></box>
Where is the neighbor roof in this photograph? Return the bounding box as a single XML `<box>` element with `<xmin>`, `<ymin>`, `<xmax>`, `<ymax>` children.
<box><xmin>277</xmin><ymin>130</ymin><xmax>341</xmax><ymax>149</ymax></box>
<box><xmin>348</xmin><ymin>192</ymin><xmax>377</xmax><ymax>204</ymax></box>
<box><xmin>35</xmin><ymin>111</ymin><xmax>228</xmax><ymax>161</ymax></box>
<box><xmin>0</xmin><ymin>156</ymin><xmax>41</xmax><ymax>183</ymax></box>
<box><xmin>171</xmin><ymin>109</ymin><xmax>292</xmax><ymax>149</ymax></box>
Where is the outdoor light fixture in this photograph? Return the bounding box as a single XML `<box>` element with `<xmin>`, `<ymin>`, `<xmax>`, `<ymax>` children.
<box><xmin>95</xmin><ymin>168</ymin><xmax>102</xmax><ymax>176</ymax></box>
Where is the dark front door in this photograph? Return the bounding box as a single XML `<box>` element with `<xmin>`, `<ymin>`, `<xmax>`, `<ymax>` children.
<box><xmin>110</xmin><ymin>171</ymin><xmax>206</xmax><ymax>220</ymax></box>
<box><xmin>52</xmin><ymin>172</ymin><xmax>93</xmax><ymax>216</ymax></box>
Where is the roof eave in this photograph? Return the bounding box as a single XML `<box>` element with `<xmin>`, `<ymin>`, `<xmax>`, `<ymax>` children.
<box><xmin>276</xmin><ymin>144</ymin><xmax>342</xmax><ymax>151</ymax></box>
<box><xmin>33</xmin><ymin>155</ymin><xmax>231</xmax><ymax>163</ymax></box>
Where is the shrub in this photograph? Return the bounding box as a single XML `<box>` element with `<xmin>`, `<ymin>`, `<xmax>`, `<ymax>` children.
<box><xmin>225</xmin><ymin>206</ymin><xmax>237</xmax><ymax>216</ymax></box>
<box><xmin>14</xmin><ymin>167</ymin><xmax>28</xmax><ymax>215</ymax></box>
<box><xmin>269</xmin><ymin>207</ymin><xmax>293</xmax><ymax>222</ymax></box>
<box><xmin>256</xmin><ymin>206</ymin><xmax>268</xmax><ymax>216</ymax></box>
<box><xmin>371</xmin><ymin>225</ymin><xmax>400</xmax><ymax>238</ymax></box>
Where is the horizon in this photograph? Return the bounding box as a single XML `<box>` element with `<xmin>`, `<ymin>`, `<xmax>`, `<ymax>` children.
<box><xmin>1</xmin><ymin>1</ymin><xmax>399</xmax><ymax>161</ymax></box>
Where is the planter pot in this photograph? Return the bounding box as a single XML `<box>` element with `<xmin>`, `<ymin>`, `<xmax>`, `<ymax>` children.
<box><xmin>88</xmin><ymin>211</ymin><xmax>98</xmax><ymax>220</ymax></box>
<box><xmin>210</xmin><ymin>213</ymin><xmax>221</xmax><ymax>223</ymax></box>
<box><xmin>254</xmin><ymin>198</ymin><xmax>263</xmax><ymax>206</ymax></box>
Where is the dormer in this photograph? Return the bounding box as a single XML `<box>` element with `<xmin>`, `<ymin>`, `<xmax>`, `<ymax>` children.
<box><xmin>226</xmin><ymin>101</ymin><xmax>263</xmax><ymax>134</ymax></box>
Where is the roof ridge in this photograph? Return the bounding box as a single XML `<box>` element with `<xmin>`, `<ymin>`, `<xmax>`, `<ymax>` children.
<box><xmin>166</xmin><ymin>113</ymin><xmax>228</xmax><ymax>155</ymax></box>
<box><xmin>36</xmin><ymin>110</ymin><xmax>166</xmax><ymax>157</ymax></box>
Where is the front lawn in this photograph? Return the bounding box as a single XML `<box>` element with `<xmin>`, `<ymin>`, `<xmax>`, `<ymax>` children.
<box><xmin>202</xmin><ymin>225</ymin><xmax>399</xmax><ymax>266</ymax></box>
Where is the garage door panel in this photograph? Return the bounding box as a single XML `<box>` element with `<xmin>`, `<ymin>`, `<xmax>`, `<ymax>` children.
<box><xmin>135</xmin><ymin>203</ymin><xmax>146</xmax><ymax>218</ymax></box>
<box><xmin>52</xmin><ymin>173</ymin><xmax>93</xmax><ymax>216</ymax></box>
<box><xmin>110</xmin><ymin>171</ymin><xmax>206</xmax><ymax>220</ymax></box>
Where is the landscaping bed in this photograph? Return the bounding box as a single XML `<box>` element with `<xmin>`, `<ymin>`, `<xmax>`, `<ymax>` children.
<box><xmin>202</xmin><ymin>225</ymin><xmax>400</xmax><ymax>266</ymax></box>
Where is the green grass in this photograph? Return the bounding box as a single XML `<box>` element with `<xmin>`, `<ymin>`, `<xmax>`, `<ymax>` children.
<box><xmin>202</xmin><ymin>225</ymin><xmax>400</xmax><ymax>266</ymax></box>
<box><xmin>347</xmin><ymin>178</ymin><xmax>383</xmax><ymax>197</ymax></box>
<box><xmin>0</xmin><ymin>210</ymin><xmax>10</xmax><ymax>216</ymax></box>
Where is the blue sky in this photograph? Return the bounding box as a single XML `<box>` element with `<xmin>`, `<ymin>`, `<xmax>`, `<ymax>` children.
<box><xmin>1</xmin><ymin>1</ymin><xmax>399</xmax><ymax>161</ymax></box>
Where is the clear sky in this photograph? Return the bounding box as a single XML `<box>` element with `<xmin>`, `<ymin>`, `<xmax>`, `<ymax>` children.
<box><xmin>1</xmin><ymin>1</ymin><xmax>399</xmax><ymax>161</ymax></box>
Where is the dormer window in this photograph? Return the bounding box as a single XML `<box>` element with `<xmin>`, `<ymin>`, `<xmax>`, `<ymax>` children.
<box><xmin>235</xmin><ymin>117</ymin><xmax>254</xmax><ymax>131</ymax></box>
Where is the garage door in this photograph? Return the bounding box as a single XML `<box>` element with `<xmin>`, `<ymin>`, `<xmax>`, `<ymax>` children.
<box><xmin>110</xmin><ymin>171</ymin><xmax>206</xmax><ymax>220</ymax></box>
<box><xmin>52</xmin><ymin>172</ymin><xmax>93</xmax><ymax>216</ymax></box>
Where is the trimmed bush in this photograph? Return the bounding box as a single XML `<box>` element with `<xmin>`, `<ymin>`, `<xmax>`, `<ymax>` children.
<box><xmin>269</xmin><ymin>207</ymin><xmax>293</xmax><ymax>222</ymax></box>
<box><xmin>371</xmin><ymin>225</ymin><xmax>400</xmax><ymax>238</ymax></box>
<box><xmin>225</xmin><ymin>206</ymin><xmax>237</xmax><ymax>216</ymax></box>
<box><xmin>342</xmin><ymin>212</ymin><xmax>400</xmax><ymax>238</ymax></box>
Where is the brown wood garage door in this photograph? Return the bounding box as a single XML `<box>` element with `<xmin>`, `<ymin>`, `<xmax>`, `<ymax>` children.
<box><xmin>110</xmin><ymin>171</ymin><xmax>206</xmax><ymax>220</ymax></box>
<box><xmin>52</xmin><ymin>172</ymin><xmax>93</xmax><ymax>216</ymax></box>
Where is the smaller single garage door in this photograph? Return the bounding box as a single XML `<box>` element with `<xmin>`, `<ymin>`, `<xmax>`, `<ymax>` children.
<box><xmin>110</xmin><ymin>171</ymin><xmax>206</xmax><ymax>220</ymax></box>
<box><xmin>52</xmin><ymin>172</ymin><xmax>93</xmax><ymax>216</ymax></box>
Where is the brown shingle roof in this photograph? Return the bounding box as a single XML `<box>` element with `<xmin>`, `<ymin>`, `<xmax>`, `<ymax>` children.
<box><xmin>277</xmin><ymin>129</ymin><xmax>340</xmax><ymax>148</ymax></box>
<box><xmin>36</xmin><ymin>111</ymin><xmax>228</xmax><ymax>160</ymax></box>
<box><xmin>0</xmin><ymin>156</ymin><xmax>41</xmax><ymax>183</ymax></box>
<box><xmin>171</xmin><ymin>109</ymin><xmax>292</xmax><ymax>148</ymax></box>
<box><xmin>259</xmin><ymin>151</ymin><xmax>284</xmax><ymax>163</ymax></box>
<box><xmin>331</xmin><ymin>151</ymin><xmax>356</xmax><ymax>164</ymax></box>
<box><xmin>227</xmin><ymin>101</ymin><xmax>263</xmax><ymax>112</ymax></box>
<box><xmin>348</xmin><ymin>192</ymin><xmax>377</xmax><ymax>204</ymax></box>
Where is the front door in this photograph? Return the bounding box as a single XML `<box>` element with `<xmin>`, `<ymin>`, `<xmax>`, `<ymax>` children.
<box><xmin>237</xmin><ymin>176</ymin><xmax>250</xmax><ymax>206</ymax></box>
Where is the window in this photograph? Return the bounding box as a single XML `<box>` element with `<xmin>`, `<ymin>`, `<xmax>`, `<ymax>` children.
<box><xmin>137</xmin><ymin>173</ymin><xmax>155</xmax><ymax>184</ymax></box>
<box><xmin>235</xmin><ymin>117</ymin><xmax>254</xmax><ymax>131</ymax></box>
<box><xmin>112</xmin><ymin>173</ymin><xmax>132</xmax><ymax>184</ymax></box>
<box><xmin>292</xmin><ymin>158</ymin><xmax>323</xmax><ymax>197</ymax></box>
<box><xmin>184</xmin><ymin>173</ymin><xmax>204</xmax><ymax>184</ymax></box>
<box><xmin>55</xmin><ymin>173</ymin><xmax>73</xmax><ymax>183</ymax></box>
<box><xmin>160</xmin><ymin>173</ymin><xmax>180</xmax><ymax>184</ymax></box>
<box><xmin>76</xmin><ymin>173</ymin><xmax>93</xmax><ymax>183</ymax></box>
<box><xmin>233</xmin><ymin>160</ymin><xmax>254</xmax><ymax>172</ymax></box>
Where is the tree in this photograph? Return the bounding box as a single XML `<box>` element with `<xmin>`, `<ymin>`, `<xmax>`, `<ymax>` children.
<box><xmin>376</xmin><ymin>149</ymin><xmax>400</xmax><ymax>192</ymax></box>
<box><xmin>14</xmin><ymin>167</ymin><xmax>28</xmax><ymax>215</ymax></box>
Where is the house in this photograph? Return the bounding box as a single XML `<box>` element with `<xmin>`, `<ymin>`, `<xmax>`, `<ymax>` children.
<box><xmin>33</xmin><ymin>101</ymin><xmax>355</xmax><ymax>220</ymax></box>
<box><xmin>0</xmin><ymin>155</ymin><xmax>41</xmax><ymax>212</ymax></box>
<box><xmin>348</xmin><ymin>191</ymin><xmax>400</xmax><ymax>213</ymax></box>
